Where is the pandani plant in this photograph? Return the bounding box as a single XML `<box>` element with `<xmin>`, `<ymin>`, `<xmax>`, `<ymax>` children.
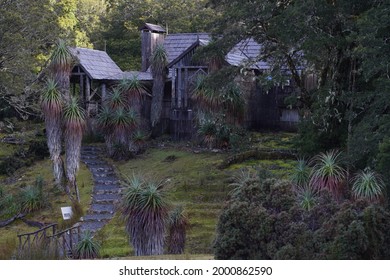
<box><xmin>121</xmin><ymin>174</ymin><xmax>169</xmax><ymax>256</ymax></box>
<box><xmin>48</xmin><ymin>39</ymin><xmax>75</xmax><ymax>103</ymax></box>
<box><xmin>41</xmin><ymin>78</ymin><xmax>65</xmax><ymax>190</ymax></box>
<box><xmin>309</xmin><ymin>150</ymin><xmax>347</xmax><ymax>200</ymax></box>
<box><xmin>63</xmin><ymin>96</ymin><xmax>86</xmax><ymax>201</ymax></box>
<box><xmin>351</xmin><ymin>168</ymin><xmax>386</xmax><ymax>203</ymax></box>
<box><xmin>150</xmin><ymin>44</ymin><xmax>167</xmax><ymax>127</ymax></box>
<box><xmin>166</xmin><ymin>205</ymin><xmax>190</xmax><ymax>254</ymax></box>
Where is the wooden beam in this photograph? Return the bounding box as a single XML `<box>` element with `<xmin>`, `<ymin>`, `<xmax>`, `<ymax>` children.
<box><xmin>79</xmin><ymin>74</ymin><xmax>84</xmax><ymax>101</ymax></box>
<box><xmin>85</xmin><ymin>76</ymin><xmax>91</xmax><ymax>117</ymax></box>
<box><xmin>177</xmin><ymin>68</ymin><xmax>182</xmax><ymax>108</ymax></box>
<box><xmin>184</xmin><ymin>68</ymin><xmax>188</xmax><ymax>108</ymax></box>
<box><xmin>171</xmin><ymin>69</ymin><xmax>176</xmax><ymax>108</ymax></box>
<box><xmin>101</xmin><ymin>83</ymin><xmax>107</xmax><ymax>104</ymax></box>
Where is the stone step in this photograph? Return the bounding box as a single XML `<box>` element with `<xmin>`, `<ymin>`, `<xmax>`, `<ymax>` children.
<box><xmin>89</xmin><ymin>204</ymin><xmax>116</xmax><ymax>214</ymax></box>
<box><xmin>89</xmin><ymin>166</ymin><xmax>114</xmax><ymax>172</ymax></box>
<box><xmin>95</xmin><ymin>177</ymin><xmax>121</xmax><ymax>185</ymax></box>
<box><xmin>83</xmin><ymin>213</ymin><xmax>114</xmax><ymax>222</ymax></box>
<box><xmin>82</xmin><ymin>146</ymin><xmax>103</xmax><ymax>152</ymax></box>
<box><xmin>93</xmin><ymin>193</ymin><xmax>121</xmax><ymax>203</ymax></box>
<box><xmin>81</xmin><ymin>159</ymin><xmax>106</xmax><ymax>165</ymax></box>
<box><xmin>80</xmin><ymin>221</ymin><xmax>107</xmax><ymax>233</ymax></box>
<box><xmin>81</xmin><ymin>154</ymin><xmax>99</xmax><ymax>160</ymax></box>
<box><xmin>92</xmin><ymin>171</ymin><xmax>117</xmax><ymax>178</ymax></box>
<box><xmin>93</xmin><ymin>184</ymin><xmax>123</xmax><ymax>194</ymax></box>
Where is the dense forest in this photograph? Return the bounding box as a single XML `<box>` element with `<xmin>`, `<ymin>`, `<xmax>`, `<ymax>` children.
<box><xmin>1</xmin><ymin>0</ymin><xmax>390</xmax><ymax>260</ymax></box>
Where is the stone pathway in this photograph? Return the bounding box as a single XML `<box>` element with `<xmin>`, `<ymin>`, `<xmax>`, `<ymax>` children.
<box><xmin>80</xmin><ymin>146</ymin><xmax>123</xmax><ymax>235</ymax></box>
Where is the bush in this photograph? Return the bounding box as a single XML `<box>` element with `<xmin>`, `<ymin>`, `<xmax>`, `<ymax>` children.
<box><xmin>214</xmin><ymin>176</ymin><xmax>390</xmax><ymax>259</ymax></box>
<box><xmin>75</xmin><ymin>230</ymin><xmax>100</xmax><ymax>259</ymax></box>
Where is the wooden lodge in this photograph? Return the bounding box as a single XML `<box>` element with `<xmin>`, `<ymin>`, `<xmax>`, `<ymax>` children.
<box><xmin>69</xmin><ymin>23</ymin><xmax>302</xmax><ymax>140</ymax></box>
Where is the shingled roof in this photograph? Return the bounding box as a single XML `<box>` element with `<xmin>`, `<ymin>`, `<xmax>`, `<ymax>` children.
<box><xmin>163</xmin><ymin>33</ymin><xmax>210</xmax><ymax>65</ymax></box>
<box><xmin>70</xmin><ymin>47</ymin><xmax>123</xmax><ymax>80</ymax></box>
<box><xmin>226</xmin><ymin>38</ymin><xmax>271</xmax><ymax>70</ymax></box>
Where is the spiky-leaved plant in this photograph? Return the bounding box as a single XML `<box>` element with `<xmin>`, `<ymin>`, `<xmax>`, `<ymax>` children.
<box><xmin>75</xmin><ymin>230</ymin><xmax>100</xmax><ymax>259</ymax></box>
<box><xmin>291</xmin><ymin>159</ymin><xmax>311</xmax><ymax>189</ymax></box>
<box><xmin>111</xmin><ymin>107</ymin><xmax>138</xmax><ymax>148</ymax></box>
<box><xmin>49</xmin><ymin>39</ymin><xmax>75</xmax><ymax>103</ymax></box>
<box><xmin>351</xmin><ymin>168</ymin><xmax>385</xmax><ymax>203</ymax></box>
<box><xmin>63</xmin><ymin>96</ymin><xmax>86</xmax><ymax>201</ymax></box>
<box><xmin>41</xmin><ymin>78</ymin><xmax>65</xmax><ymax>190</ymax></box>
<box><xmin>118</xmin><ymin>76</ymin><xmax>149</xmax><ymax>115</ymax></box>
<box><xmin>150</xmin><ymin>44</ymin><xmax>167</xmax><ymax>127</ymax></box>
<box><xmin>166</xmin><ymin>206</ymin><xmax>190</xmax><ymax>254</ymax></box>
<box><xmin>309</xmin><ymin>150</ymin><xmax>347</xmax><ymax>200</ymax></box>
<box><xmin>121</xmin><ymin>175</ymin><xmax>169</xmax><ymax>256</ymax></box>
<box><xmin>193</xmin><ymin>74</ymin><xmax>222</xmax><ymax>113</ymax></box>
<box><xmin>97</xmin><ymin>106</ymin><xmax>114</xmax><ymax>156</ymax></box>
<box><xmin>295</xmin><ymin>185</ymin><xmax>318</xmax><ymax>211</ymax></box>
<box><xmin>108</xmin><ymin>87</ymin><xmax>128</xmax><ymax>109</ymax></box>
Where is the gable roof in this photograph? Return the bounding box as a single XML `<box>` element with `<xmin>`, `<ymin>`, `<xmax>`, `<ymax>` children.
<box><xmin>70</xmin><ymin>47</ymin><xmax>123</xmax><ymax>80</ymax></box>
<box><xmin>163</xmin><ymin>33</ymin><xmax>210</xmax><ymax>65</ymax></box>
<box><xmin>226</xmin><ymin>38</ymin><xmax>270</xmax><ymax>70</ymax></box>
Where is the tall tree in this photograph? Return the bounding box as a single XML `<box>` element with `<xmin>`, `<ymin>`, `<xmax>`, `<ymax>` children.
<box><xmin>0</xmin><ymin>0</ymin><xmax>60</xmax><ymax>118</ymax></box>
<box><xmin>101</xmin><ymin>0</ymin><xmax>216</xmax><ymax>70</ymax></box>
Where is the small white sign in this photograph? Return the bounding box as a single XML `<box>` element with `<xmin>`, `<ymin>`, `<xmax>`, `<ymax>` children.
<box><xmin>61</xmin><ymin>206</ymin><xmax>73</xmax><ymax>220</ymax></box>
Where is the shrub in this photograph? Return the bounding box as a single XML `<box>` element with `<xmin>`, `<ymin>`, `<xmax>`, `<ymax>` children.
<box><xmin>351</xmin><ymin>168</ymin><xmax>385</xmax><ymax>203</ymax></box>
<box><xmin>214</xmin><ymin>177</ymin><xmax>390</xmax><ymax>259</ymax></box>
<box><xmin>309</xmin><ymin>150</ymin><xmax>347</xmax><ymax>200</ymax></box>
<box><xmin>21</xmin><ymin>186</ymin><xmax>44</xmax><ymax>213</ymax></box>
<box><xmin>75</xmin><ymin>230</ymin><xmax>100</xmax><ymax>259</ymax></box>
<box><xmin>166</xmin><ymin>206</ymin><xmax>189</xmax><ymax>254</ymax></box>
<box><xmin>121</xmin><ymin>174</ymin><xmax>169</xmax><ymax>256</ymax></box>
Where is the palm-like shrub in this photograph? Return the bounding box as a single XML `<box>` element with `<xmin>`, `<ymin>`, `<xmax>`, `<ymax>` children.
<box><xmin>295</xmin><ymin>185</ymin><xmax>317</xmax><ymax>211</ymax></box>
<box><xmin>166</xmin><ymin>206</ymin><xmax>189</xmax><ymax>254</ymax></box>
<box><xmin>49</xmin><ymin>39</ymin><xmax>75</xmax><ymax>102</ymax></box>
<box><xmin>309</xmin><ymin>150</ymin><xmax>347</xmax><ymax>200</ymax></box>
<box><xmin>121</xmin><ymin>175</ymin><xmax>169</xmax><ymax>256</ymax></box>
<box><xmin>150</xmin><ymin>44</ymin><xmax>167</xmax><ymax>127</ymax></box>
<box><xmin>41</xmin><ymin>79</ymin><xmax>65</xmax><ymax>190</ymax></box>
<box><xmin>108</xmin><ymin>87</ymin><xmax>128</xmax><ymax>109</ymax></box>
<box><xmin>197</xmin><ymin>119</ymin><xmax>217</xmax><ymax>148</ymax></box>
<box><xmin>351</xmin><ymin>168</ymin><xmax>385</xmax><ymax>203</ymax></box>
<box><xmin>63</xmin><ymin>96</ymin><xmax>86</xmax><ymax>201</ymax></box>
<box><xmin>75</xmin><ymin>230</ymin><xmax>100</xmax><ymax>259</ymax></box>
<box><xmin>111</xmin><ymin>107</ymin><xmax>138</xmax><ymax>148</ymax></box>
<box><xmin>21</xmin><ymin>186</ymin><xmax>44</xmax><ymax>213</ymax></box>
<box><xmin>291</xmin><ymin>159</ymin><xmax>311</xmax><ymax>188</ymax></box>
<box><xmin>229</xmin><ymin>168</ymin><xmax>258</xmax><ymax>197</ymax></box>
<box><xmin>118</xmin><ymin>76</ymin><xmax>148</xmax><ymax>114</ymax></box>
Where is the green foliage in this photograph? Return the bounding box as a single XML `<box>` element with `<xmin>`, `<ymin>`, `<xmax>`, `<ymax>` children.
<box><xmin>101</xmin><ymin>0</ymin><xmax>216</xmax><ymax>70</ymax></box>
<box><xmin>214</xmin><ymin>177</ymin><xmax>390</xmax><ymax>259</ymax></box>
<box><xmin>121</xmin><ymin>174</ymin><xmax>169</xmax><ymax>256</ymax></box>
<box><xmin>0</xmin><ymin>194</ymin><xmax>21</xmax><ymax>220</ymax></box>
<box><xmin>21</xmin><ymin>186</ymin><xmax>44</xmax><ymax>213</ymax></box>
<box><xmin>290</xmin><ymin>159</ymin><xmax>311</xmax><ymax>188</ymax></box>
<box><xmin>75</xmin><ymin>230</ymin><xmax>101</xmax><ymax>259</ymax></box>
<box><xmin>166</xmin><ymin>206</ymin><xmax>190</xmax><ymax>254</ymax></box>
<box><xmin>0</xmin><ymin>0</ymin><xmax>60</xmax><ymax>119</ymax></box>
<box><xmin>351</xmin><ymin>168</ymin><xmax>385</xmax><ymax>203</ymax></box>
<box><xmin>309</xmin><ymin>150</ymin><xmax>347</xmax><ymax>199</ymax></box>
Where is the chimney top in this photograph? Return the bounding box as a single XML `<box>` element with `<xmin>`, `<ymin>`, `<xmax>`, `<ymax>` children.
<box><xmin>140</xmin><ymin>23</ymin><xmax>166</xmax><ymax>34</ymax></box>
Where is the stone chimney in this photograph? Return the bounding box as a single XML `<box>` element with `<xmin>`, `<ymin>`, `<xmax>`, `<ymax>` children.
<box><xmin>140</xmin><ymin>23</ymin><xmax>166</xmax><ymax>72</ymax></box>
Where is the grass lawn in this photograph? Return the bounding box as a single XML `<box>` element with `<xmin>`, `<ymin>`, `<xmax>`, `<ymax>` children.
<box><xmin>96</xmin><ymin>132</ymin><xmax>296</xmax><ymax>259</ymax></box>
